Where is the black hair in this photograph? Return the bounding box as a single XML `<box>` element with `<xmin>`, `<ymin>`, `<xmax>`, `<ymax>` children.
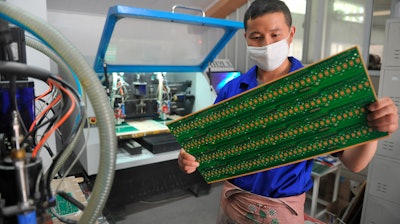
<box><xmin>244</xmin><ymin>0</ymin><xmax>292</xmax><ymax>31</ymax></box>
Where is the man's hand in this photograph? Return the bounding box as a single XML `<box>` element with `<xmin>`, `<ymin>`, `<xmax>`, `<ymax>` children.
<box><xmin>367</xmin><ymin>97</ymin><xmax>398</xmax><ymax>133</ymax></box>
<box><xmin>340</xmin><ymin>97</ymin><xmax>399</xmax><ymax>172</ymax></box>
<box><xmin>178</xmin><ymin>149</ymin><xmax>199</xmax><ymax>174</ymax></box>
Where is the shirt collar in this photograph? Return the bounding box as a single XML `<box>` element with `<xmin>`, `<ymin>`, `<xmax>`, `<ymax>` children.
<box><xmin>240</xmin><ymin>57</ymin><xmax>304</xmax><ymax>90</ymax></box>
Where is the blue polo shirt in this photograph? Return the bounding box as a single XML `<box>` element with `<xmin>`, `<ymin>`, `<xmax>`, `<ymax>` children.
<box><xmin>215</xmin><ymin>57</ymin><xmax>313</xmax><ymax>198</ymax></box>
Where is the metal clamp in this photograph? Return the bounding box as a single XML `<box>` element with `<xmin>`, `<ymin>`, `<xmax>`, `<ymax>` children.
<box><xmin>172</xmin><ymin>5</ymin><xmax>205</xmax><ymax>17</ymax></box>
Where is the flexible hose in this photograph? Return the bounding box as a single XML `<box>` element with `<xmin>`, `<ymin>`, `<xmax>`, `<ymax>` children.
<box><xmin>25</xmin><ymin>36</ymin><xmax>76</xmax><ymax>88</ymax></box>
<box><xmin>0</xmin><ymin>3</ymin><xmax>117</xmax><ymax>224</ymax></box>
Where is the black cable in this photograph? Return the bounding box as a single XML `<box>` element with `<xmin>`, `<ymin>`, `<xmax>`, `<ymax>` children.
<box><xmin>43</xmin><ymin>144</ymin><xmax>54</xmax><ymax>158</ymax></box>
<box><xmin>42</xmin><ymin>92</ymin><xmax>86</xmax><ymax>197</ymax></box>
<box><xmin>29</xmin><ymin>109</ymin><xmax>60</xmax><ymax>143</ymax></box>
<box><xmin>48</xmin><ymin>76</ymin><xmax>82</xmax><ymax>103</ymax></box>
<box><xmin>44</xmin><ymin>99</ymin><xmax>85</xmax><ymax>188</ymax></box>
<box><xmin>3</xmin><ymin>44</ymin><xmax>18</xmax><ymax>112</ymax></box>
<box><xmin>21</xmin><ymin>99</ymin><xmax>63</xmax><ymax>146</ymax></box>
<box><xmin>0</xmin><ymin>61</ymin><xmax>52</xmax><ymax>81</ymax></box>
<box><xmin>47</xmin><ymin>82</ymin><xmax>83</xmax><ymax>147</ymax></box>
<box><xmin>33</xmin><ymin>87</ymin><xmax>63</xmax><ymax>131</ymax></box>
<box><xmin>21</xmin><ymin>75</ymin><xmax>83</xmax><ymax>147</ymax></box>
<box><xmin>57</xmin><ymin>191</ymin><xmax>85</xmax><ymax>211</ymax></box>
<box><xmin>39</xmin><ymin>95</ymin><xmax>66</xmax><ymax>140</ymax></box>
<box><xmin>8</xmin><ymin>74</ymin><xmax>17</xmax><ymax>111</ymax></box>
<box><xmin>49</xmin><ymin>207</ymin><xmax>77</xmax><ymax>224</ymax></box>
<box><xmin>103</xmin><ymin>63</ymin><xmax>110</xmax><ymax>96</ymax></box>
<box><xmin>0</xmin><ymin>45</ymin><xmax>6</xmax><ymax>62</ymax></box>
<box><xmin>0</xmin><ymin>60</ymin><xmax>88</xmax><ymax>220</ymax></box>
<box><xmin>43</xmin><ymin>88</ymin><xmax>82</xmax><ymax>204</ymax></box>
<box><xmin>44</xmin><ymin>149</ymin><xmax>63</xmax><ymax>205</ymax></box>
<box><xmin>47</xmin><ymin>75</ymin><xmax>86</xmax><ymax>147</ymax></box>
<box><xmin>61</xmin><ymin>105</ymin><xmax>86</xmax><ymax>148</ymax></box>
<box><xmin>36</xmin><ymin>97</ymin><xmax>57</xmax><ymax>115</ymax></box>
<box><xmin>0</xmin><ymin>61</ymin><xmax>83</xmax><ymax>114</ymax></box>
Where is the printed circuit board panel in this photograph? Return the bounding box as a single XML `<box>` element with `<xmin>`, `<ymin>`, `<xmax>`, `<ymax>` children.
<box><xmin>167</xmin><ymin>47</ymin><xmax>388</xmax><ymax>183</ymax></box>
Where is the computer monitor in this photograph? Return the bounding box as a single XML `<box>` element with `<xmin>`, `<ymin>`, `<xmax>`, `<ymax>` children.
<box><xmin>209</xmin><ymin>71</ymin><xmax>241</xmax><ymax>94</ymax></box>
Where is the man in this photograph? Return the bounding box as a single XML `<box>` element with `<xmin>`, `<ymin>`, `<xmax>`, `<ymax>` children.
<box><xmin>178</xmin><ymin>0</ymin><xmax>398</xmax><ymax>223</ymax></box>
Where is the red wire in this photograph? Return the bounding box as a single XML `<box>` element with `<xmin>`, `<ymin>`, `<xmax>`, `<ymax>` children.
<box><xmin>35</xmin><ymin>81</ymin><xmax>53</xmax><ymax>101</ymax></box>
<box><xmin>29</xmin><ymin>82</ymin><xmax>62</xmax><ymax>132</ymax></box>
<box><xmin>32</xmin><ymin>80</ymin><xmax>76</xmax><ymax>158</ymax></box>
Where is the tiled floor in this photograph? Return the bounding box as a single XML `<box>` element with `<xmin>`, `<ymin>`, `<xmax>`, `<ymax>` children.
<box><xmin>110</xmin><ymin>182</ymin><xmax>328</xmax><ymax>224</ymax></box>
<box><xmin>113</xmin><ymin>182</ymin><xmax>223</xmax><ymax>224</ymax></box>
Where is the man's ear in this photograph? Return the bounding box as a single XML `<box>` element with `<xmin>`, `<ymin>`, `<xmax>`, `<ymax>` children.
<box><xmin>289</xmin><ymin>26</ymin><xmax>296</xmax><ymax>40</ymax></box>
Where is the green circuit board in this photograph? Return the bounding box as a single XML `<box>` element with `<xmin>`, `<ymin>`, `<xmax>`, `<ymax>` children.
<box><xmin>167</xmin><ymin>47</ymin><xmax>388</xmax><ymax>183</ymax></box>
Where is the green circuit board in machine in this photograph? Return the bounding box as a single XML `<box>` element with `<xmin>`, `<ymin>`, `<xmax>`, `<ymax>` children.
<box><xmin>167</xmin><ymin>47</ymin><xmax>388</xmax><ymax>183</ymax></box>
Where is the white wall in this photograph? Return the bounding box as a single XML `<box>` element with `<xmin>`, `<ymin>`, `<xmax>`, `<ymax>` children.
<box><xmin>47</xmin><ymin>10</ymin><xmax>106</xmax><ymax>67</ymax></box>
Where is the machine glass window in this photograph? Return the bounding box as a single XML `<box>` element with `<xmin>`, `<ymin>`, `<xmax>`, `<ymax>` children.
<box><xmin>106</xmin><ymin>17</ymin><xmax>225</xmax><ymax>66</ymax></box>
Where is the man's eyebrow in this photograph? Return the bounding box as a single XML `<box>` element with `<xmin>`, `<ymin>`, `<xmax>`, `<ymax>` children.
<box><xmin>268</xmin><ymin>28</ymin><xmax>283</xmax><ymax>32</ymax></box>
<box><xmin>248</xmin><ymin>28</ymin><xmax>282</xmax><ymax>35</ymax></box>
<box><xmin>247</xmin><ymin>31</ymin><xmax>262</xmax><ymax>35</ymax></box>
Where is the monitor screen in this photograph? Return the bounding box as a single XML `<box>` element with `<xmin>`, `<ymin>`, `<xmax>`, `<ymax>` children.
<box><xmin>209</xmin><ymin>71</ymin><xmax>241</xmax><ymax>94</ymax></box>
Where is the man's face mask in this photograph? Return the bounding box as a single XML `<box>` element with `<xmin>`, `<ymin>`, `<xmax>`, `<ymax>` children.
<box><xmin>247</xmin><ymin>32</ymin><xmax>290</xmax><ymax>71</ymax></box>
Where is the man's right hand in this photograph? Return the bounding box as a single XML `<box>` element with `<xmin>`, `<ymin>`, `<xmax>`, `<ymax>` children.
<box><xmin>178</xmin><ymin>149</ymin><xmax>199</xmax><ymax>174</ymax></box>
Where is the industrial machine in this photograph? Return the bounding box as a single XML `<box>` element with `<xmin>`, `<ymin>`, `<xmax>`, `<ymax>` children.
<box><xmin>83</xmin><ymin>4</ymin><xmax>243</xmax><ymax>212</ymax></box>
<box><xmin>109</xmin><ymin>71</ymin><xmax>195</xmax><ymax>122</ymax></box>
<box><xmin>0</xmin><ymin>2</ymin><xmax>243</xmax><ymax>222</ymax></box>
<box><xmin>92</xmin><ymin>5</ymin><xmax>243</xmax><ymax>125</ymax></box>
<box><xmin>0</xmin><ymin>2</ymin><xmax>117</xmax><ymax>224</ymax></box>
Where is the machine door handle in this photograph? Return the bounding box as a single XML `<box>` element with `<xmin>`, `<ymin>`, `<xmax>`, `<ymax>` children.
<box><xmin>171</xmin><ymin>5</ymin><xmax>205</xmax><ymax>17</ymax></box>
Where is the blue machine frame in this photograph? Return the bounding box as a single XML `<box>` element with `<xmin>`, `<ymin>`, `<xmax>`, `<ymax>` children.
<box><xmin>93</xmin><ymin>5</ymin><xmax>243</xmax><ymax>73</ymax></box>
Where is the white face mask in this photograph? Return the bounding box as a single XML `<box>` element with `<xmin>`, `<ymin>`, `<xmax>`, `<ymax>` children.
<box><xmin>247</xmin><ymin>33</ymin><xmax>290</xmax><ymax>71</ymax></box>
